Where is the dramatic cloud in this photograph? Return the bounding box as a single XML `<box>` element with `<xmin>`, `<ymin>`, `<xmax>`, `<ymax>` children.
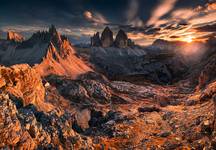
<box><xmin>195</xmin><ymin>23</ymin><xmax>216</xmax><ymax>32</ymax></box>
<box><xmin>126</xmin><ymin>0</ymin><xmax>144</xmax><ymax>27</ymax></box>
<box><xmin>83</xmin><ymin>11</ymin><xmax>109</xmax><ymax>25</ymax></box>
<box><xmin>147</xmin><ymin>0</ymin><xmax>178</xmax><ymax>26</ymax></box>
<box><xmin>0</xmin><ymin>0</ymin><xmax>214</xmax><ymax>45</ymax></box>
<box><xmin>171</xmin><ymin>9</ymin><xmax>195</xmax><ymax>20</ymax></box>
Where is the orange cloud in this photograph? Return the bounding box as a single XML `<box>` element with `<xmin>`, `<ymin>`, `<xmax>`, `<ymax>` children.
<box><xmin>171</xmin><ymin>9</ymin><xmax>196</xmax><ymax>20</ymax></box>
<box><xmin>128</xmin><ymin>32</ymin><xmax>155</xmax><ymax>46</ymax></box>
<box><xmin>147</xmin><ymin>0</ymin><xmax>178</xmax><ymax>26</ymax></box>
<box><xmin>84</xmin><ymin>11</ymin><xmax>108</xmax><ymax>25</ymax></box>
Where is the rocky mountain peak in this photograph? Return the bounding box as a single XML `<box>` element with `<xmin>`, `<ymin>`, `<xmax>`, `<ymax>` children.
<box><xmin>91</xmin><ymin>32</ymin><xmax>101</xmax><ymax>46</ymax></box>
<box><xmin>48</xmin><ymin>25</ymin><xmax>62</xmax><ymax>48</ymax></box>
<box><xmin>7</xmin><ymin>31</ymin><xmax>24</xmax><ymax>42</ymax></box>
<box><xmin>115</xmin><ymin>29</ymin><xmax>128</xmax><ymax>48</ymax></box>
<box><xmin>101</xmin><ymin>26</ymin><xmax>114</xmax><ymax>47</ymax></box>
<box><xmin>90</xmin><ymin>27</ymin><xmax>135</xmax><ymax>48</ymax></box>
<box><xmin>49</xmin><ymin>24</ymin><xmax>58</xmax><ymax>35</ymax></box>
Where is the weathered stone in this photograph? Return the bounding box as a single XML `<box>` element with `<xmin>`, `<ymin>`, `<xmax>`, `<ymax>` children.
<box><xmin>0</xmin><ymin>64</ymin><xmax>51</xmax><ymax>111</ymax></box>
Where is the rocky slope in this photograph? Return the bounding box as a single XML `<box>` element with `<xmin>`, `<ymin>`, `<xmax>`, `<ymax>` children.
<box><xmin>81</xmin><ymin>45</ymin><xmax>186</xmax><ymax>84</ymax></box>
<box><xmin>1</xmin><ymin>60</ymin><xmax>216</xmax><ymax>149</ymax></box>
<box><xmin>0</xmin><ymin>25</ymin><xmax>92</xmax><ymax>78</ymax></box>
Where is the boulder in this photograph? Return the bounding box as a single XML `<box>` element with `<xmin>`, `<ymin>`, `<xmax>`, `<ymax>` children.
<box><xmin>0</xmin><ymin>64</ymin><xmax>53</xmax><ymax>111</ymax></box>
<box><xmin>101</xmin><ymin>27</ymin><xmax>114</xmax><ymax>47</ymax></box>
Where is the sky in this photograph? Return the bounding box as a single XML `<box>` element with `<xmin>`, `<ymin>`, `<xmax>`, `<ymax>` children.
<box><xmin>0</xmin><ymin>0</ymin><xmax>216</xmax><ymax>45</ymax></box>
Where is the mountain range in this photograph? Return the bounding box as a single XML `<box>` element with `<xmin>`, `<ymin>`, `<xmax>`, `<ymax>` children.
<box><xmin>0</xmin><ymin>25</ymin><xmax>216</xmax><ymax>149</ymax></box>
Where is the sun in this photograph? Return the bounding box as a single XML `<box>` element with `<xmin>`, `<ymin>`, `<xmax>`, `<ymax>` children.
<box><xmin>181</xmin><ymin>36</ymin><xmax>194</xmax><ymax>43</ymax></box>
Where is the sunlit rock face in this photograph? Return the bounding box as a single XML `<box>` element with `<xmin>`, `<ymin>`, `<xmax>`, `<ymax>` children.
<box><xmin>0</xmin><ymin>25</ymin><xmax>92</xmax><ymax>79</ymax></box>
<box><xmin>7</xmin><ymin>31</ymin><xmax>24</xmax><ymax>42</ymax></box>
<box><xmin>101</xmin><ymin>27</ymin><xmax>114</xmax><ymax>48</ymax></box>
<box><xmin>0</xmin><ymin>64</ymin><xmax>53</xmax><ymax>111</ymax></box>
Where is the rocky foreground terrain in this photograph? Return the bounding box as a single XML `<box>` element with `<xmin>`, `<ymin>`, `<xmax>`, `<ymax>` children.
<box><xmin>0</xmin><ymin>26</ymin><xmax>216</xmax><ymax>149</ymax></box>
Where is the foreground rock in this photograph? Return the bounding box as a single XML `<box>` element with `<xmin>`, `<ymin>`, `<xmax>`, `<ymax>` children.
<box><xmin>0</xmin><ymin>93</ymin><xmax>95</xmax><ymax>149</ymax></box>
<box><xmin>0</xmin><ymin>64</ymin><xmax>51</xmax><ymax>111</ymax></box>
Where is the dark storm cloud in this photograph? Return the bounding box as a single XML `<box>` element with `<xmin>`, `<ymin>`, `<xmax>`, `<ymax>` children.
<box><xmin>0</xmin><ymin>0</ymin><xmax>207</xmax><ymax>27</ymax></box>
<box><xmin>0</xmin><ymin>0</ymin><xmax>214</xmax><ymax>45</ymax></box>
<box><xmin>0</xmin><ymin>0</ymin><xmax>86</xmax><ymax>27</ymax></box>
<box><xmin>195</xmin><ymin>22</ymin><xmax>216</xmax><ymax>32</ymax></box>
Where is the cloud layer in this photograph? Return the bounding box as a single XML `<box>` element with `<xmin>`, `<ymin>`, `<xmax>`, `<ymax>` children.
<box><xmin>147</xmin><ymin>0</ymin><xmax>178</xmax><ymax>26</ymax></box>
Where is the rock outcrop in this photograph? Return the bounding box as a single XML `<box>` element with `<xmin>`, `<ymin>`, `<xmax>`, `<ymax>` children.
<box><xmin>46</xmin><ymin>72</ymin><xmax>114</xmax><ymax>104</ymax></box>
<box><xmin>0</xmin><ymin>64</ymin><xmax>53</xmax><ymax>111</ymax></box>
<box><xmin>197</xmin><ymin>53</ymin><xmax>216</xmax><ymax>90</ymax></box>
<box><xmin>101</xmin><ymin>27</ymin><xmax>114</xmax><ymax>47</ymax></box>
<box><xmin>90</xmin><ymin>32</ymin><xmax>101</xmax><ymax>46</ymax></box>
<box><xmin>0</xmin><ymin>93</ymin><xmax>94</xmax><ymax>149</ymax></box>
<box><xmin>7</xmin><ymin>31</ymin><xmax>24</xmax><ymax>42</ymax></box>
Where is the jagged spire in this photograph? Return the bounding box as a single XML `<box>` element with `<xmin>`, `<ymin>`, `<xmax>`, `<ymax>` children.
<box><xmin>101</xmin><ymin>26</ymin><xmax>114</xmax><ymax>47</ymax></box>
<box><xmin>49</xmin><ymin>24</ymin><xmax>58</xmax><ymax>35</ymax></box>
<box><xmin>48</xmin><ymin>24</ymin><xmax>62</xmax><ymax>48</ymax></box>
<box><xmin>115</xmin><ymin>29</ymin><xmax>128</xmax><ymax>48</ymax></box>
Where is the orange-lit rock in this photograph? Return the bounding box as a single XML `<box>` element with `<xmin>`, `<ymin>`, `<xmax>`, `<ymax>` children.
<box><xmin>0</xmin><ymin>64</ymin><xmax>53</xmax><ymax>111</ymax></box>
<box><xmin>7</xmin><ymin>31</ymin><xmax>24</xmax><ymax>42</ymax></box>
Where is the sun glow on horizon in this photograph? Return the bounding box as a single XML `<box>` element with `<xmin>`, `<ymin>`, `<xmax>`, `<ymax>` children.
<box><xmin>180</xmin><ymin>35</ymin><xmax>194</xmax><ymax>43</ymax></box>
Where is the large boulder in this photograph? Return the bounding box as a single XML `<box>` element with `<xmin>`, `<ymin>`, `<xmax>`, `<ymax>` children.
<box><xmin>115</xmin><ymin>29</ymin><xmax>128</xmax><ymax>48</ymax></box>
<box><xmin>101</xmin><ymin>27</ymin><xmax>114</xmax><ymax>47</ymax></box>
